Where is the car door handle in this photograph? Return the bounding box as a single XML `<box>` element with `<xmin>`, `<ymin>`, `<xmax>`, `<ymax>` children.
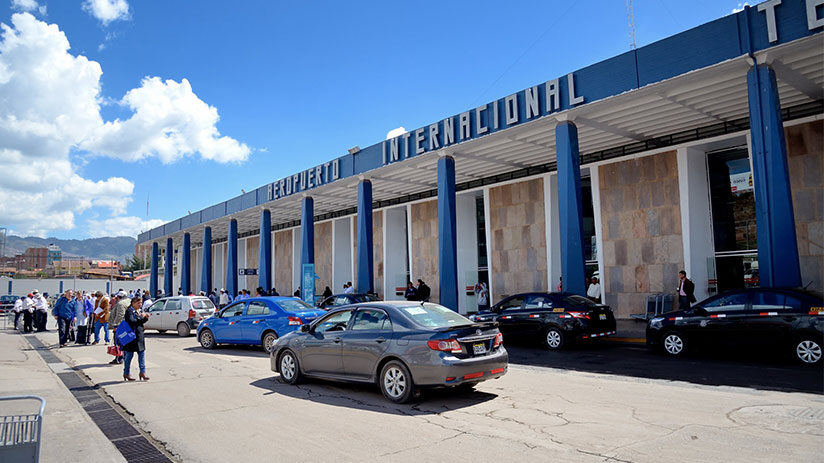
<box><xmin>375</xmin><ymin>337</ymin><xmax>386</xmax><ymax>343</ymax></box>
<box><xmin>333</xmin><ymin>337</ymin><xmax>341</xmax><ymax>343</ymax></box>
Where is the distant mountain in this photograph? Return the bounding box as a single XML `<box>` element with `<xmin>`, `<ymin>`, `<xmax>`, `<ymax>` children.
<box><xmin>2</xmin><ymin>235</ymin><xmax>137</xmax><ymax>261</ymax></box>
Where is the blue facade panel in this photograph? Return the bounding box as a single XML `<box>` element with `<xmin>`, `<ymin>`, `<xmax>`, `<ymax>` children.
<box><xmin>181</xmin><ymin>212</ymin><xmax>200</xmax><ymax>230</ymax></box>
<box><xmin>256</xmin><ymin>186</ymin><xmax>269</xmax><ymax>206</ymax></box>
<box><xmin>241</xmin><ymin>191</ymin><xmax>256</xmax><ymax>210</ymax></box>
<box><xmin>226</xmin><ymin>196</ymin><xmax>243</xmax><ymax>214</ymax></box>
<box><xmin>574</xmin><ymin>51</ymin><xmax>639</xmax><ymax>102</ymax></box>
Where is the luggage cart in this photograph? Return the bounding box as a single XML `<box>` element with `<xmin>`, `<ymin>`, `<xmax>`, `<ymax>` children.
<box><xmin>0</xmin><ymin>395</ymin><xmax>45</xmax><ymax>462</ymax></box>
<box><xmin>631</xmin><ymin>294</ymin><xmax>674</xmax><ymax>320</ymax></box>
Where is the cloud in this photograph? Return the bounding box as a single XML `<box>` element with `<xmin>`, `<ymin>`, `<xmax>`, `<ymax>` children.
<box><xmin>0</xmin><ymin>13</ymin><xmax>249</xmax><ymax>237</ymax></box>
<box><xmin>10</xmin><ymin>0</ymin><xmax>45</xmax><ymax>15</ymax></box>
<box><xmin>87</xmin><ymin>216</ymin><xmax>166</xmax><ymax>238</ymax></box>
<box><xmin>732</xmin><ymin>2</ymin><xmax>749</xmax><ymax>13</ymax></box>
<box><xmin>386</xmin><ymin>126</ymin><xmax>407</xmax><ymax>139</ymax></box>
<box><xmin>82</xmin><ymin>0</ymin><xmax>130</xmax><ymax>26</ymax></box>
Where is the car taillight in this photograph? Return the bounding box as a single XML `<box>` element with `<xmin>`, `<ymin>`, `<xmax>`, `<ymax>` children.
<box><xmin>188</xmin><ymin>309</ymin><xmax>196</xmax><ymax>319</ymax></box>
<box><xmin>427</xmin><ymin>339</ymin><xmax>462</xmax><ymax>353</ymax></box>
<box><xmin>493</xmin><ymin>332</ymin><xmax>503</xmax><ymax>348</ymax></box>
<box><xmin>567</xmin><ymin>311</ymin><xmax>590</xmax><ymax>319</ymax></box>
<box><xmin>288</xmin><ymin>316</ymin><xmax>302</xmax><ymax>326</ymax></box>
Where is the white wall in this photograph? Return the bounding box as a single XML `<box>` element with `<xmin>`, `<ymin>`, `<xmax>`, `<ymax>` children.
<box><xmin>238</xmin><ymin>238</ymin><xmax>247</xmax><ymax>291</ymax></box>
<box><xmin>332</xmin><ymin>217</ymin><xmax>353</xmax><ymax>293</ymax></box>
<box><xmin>2</xmin><ymin>277</ymin><xmax>148</xmax><ymax>297</ymax></box>
<box><xmin>213</xmin><ymin>243</ymin><xmax>224</xmax><ymax>291</ymax></box>
<box><xmin>677</xmin><ymin>146</ymin><xmax>715</xmax><ymax>302</ymax></box>
<box><xmin>456</xmin><ymin>193</ymin><xmax>479</xmax><ymax>314</ymax></box>
<box><xmin>383</xmin><ymin>207</ymin><xmax>408</xmax><ymax>300</ymax></box>
<box><xmin>292</xmin><ymin>228</ymin><xmax>301</xmax><ymax>294</ymax></box>
<box><xmin>543</xmin><ymin>173</ymin><xmax>562</xmax><ymax>291</ymax></box>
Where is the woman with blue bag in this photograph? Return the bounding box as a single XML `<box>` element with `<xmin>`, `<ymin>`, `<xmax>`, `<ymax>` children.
<box><xmin>120</xmin><ymin>297</ymin><xmax>150</xmax><ymax>382</ymax></box>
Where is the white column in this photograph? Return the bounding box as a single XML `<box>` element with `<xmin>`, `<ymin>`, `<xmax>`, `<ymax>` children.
<box><xmin>406</xmin><ymin>204</ymin><xmax>414</xmax><ymax>283</ymax></box>
<box><xmin>383</xmin><ymin>207</ymin><xmax>408</xmax><ymax>301</ymax></box>
<box><xmin>292</xmin><ymin>228</ymin><xmax>301</xmax><ymax>294</ymax></box>
<box><xmin>333</xmin><ymin>217</ymin><xmax>353</xmax><ymax>293</ymax></box>
<box><xmin>589</xmin><ymin>167</ymin><xmax>606</xmax><ymax>302</ymax></box>
<box><xmin>543</xmin><ymin>173</ymin><xmax>562</xmax><ymax>291</ymax></box>
<box><xmin>193</xmin><ymin>247</ymin><xmax>202</xmax><ymax>293</ymax></box>
<box><xmin>213</xmin><ymin>243</ymin><xmax>224</xmax><ymax>291</ymax></box>
<box><xmin>456</xmin><ymin>193</ymin><xmax>479</xmax><ymax>314</ymax></box>
<box><xmin>271</xmin><ymin>230</ymin><xmax>276</xmax><ymax>291</ymax></box>
<box><xmin>677</xmin><ymin>146</ymin><xmax>715</xmax><ymax>302</ymax></box>
<box><xmin>238</xmin><ymin>238</ymin><xmax>247</xmax><ymax>291</ymax></box>
<box><xmin>482</xmin><ymin>187</ymin><xmax>493</xmax><ymax>304</ymax></box>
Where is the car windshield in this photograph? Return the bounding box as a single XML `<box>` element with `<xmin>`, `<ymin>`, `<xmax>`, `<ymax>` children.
<box><xmin>278</xmin><ymin>299</ymin><xmax>315</xmax><ymax>312</ymax></box>
<box><xmin>354</xmin><ymin>294</ymin><xmax>380</xmax><ymax>302</ymax></box>
<box><xmin>563</xmin><ymin>295</ymin><xmax>599</xmax><ymax>308</ymax></box>
<box><xmin>400</xmin><ymin>303</ymin><xmax>472</xmax><ymax>328</ymax></box>
<box><xmin>192</xmin><ymin>298</ymin><xmax>215</xmax><ymax>310</ymax></box>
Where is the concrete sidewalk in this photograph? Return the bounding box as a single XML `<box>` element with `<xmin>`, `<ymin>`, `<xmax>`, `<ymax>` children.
<box><xmin>0</xmin><ymin>327</ymin><xmax>125</xmax><ymax>463</ymax></box>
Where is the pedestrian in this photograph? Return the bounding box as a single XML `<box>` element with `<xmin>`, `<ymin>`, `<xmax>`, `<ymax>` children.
<box><xmin>141</xmin><ymin>292</ymin><xmax>153</xmax><ymax>310</ymax></box>
<box><xmin>51</xmin><ymin>290</ymin><xmax>75</xmax><ymax>347</ymax></box>
<box><xmin>255</xmin><ymin>287</ymin><xmax>265</xmax><ymax>297</ymax></box>
<box><xmin>12</xmin><ymin>296</ymin><xmax>23</xmax><ymax>331</ymax></box>
<box><xmin>676</xmin><ymin>270</ymin><xmax>696</xmax><ymax>310</ymax></box>
<box><xmin>109</xmin><ymin>291</ymin><xmax>130</xmax><ymax>364</ymax></box>
<box><xmin>92</xmin><ymin>291</ymin><xmax>110</xmax><ymax>345</ymax></box>
<box><xmin>403</xmin><ymin>281</ymin><xmax>417</xmax><ymax>301</ymax></box>
<box><xmin>293</xmin><ymin>288</ymin><xmax>300</xmax><ymax>298</ymax></box>
<box><xmin>322</xmin><ymin>286</ymin><xmax>333</xmax><ymax>299</ymax></box>
<box><xmin>344</xmin><ymin>282</ymin><xmax>354</xmax><ymax>294</ymax></box>
<box><xmin>269</xmin><ymin>287</ymin><xmax>280</xmax><ymax>296</ymax></box>
<box><xmin>122</xmin><ymin>296</ymin><xmax>150</xmax><ymax>382</ymax></box>
<box><xmin>556</xmin><ymin>277</ymin><xmax>563</xmax><ymax>292</ymax></box>
<box><xmin>74</xmin><ymin>291</ymin><xmax>89</xmax><ymax>345</ymax></box>
<box><xmin>219</xmin><ymin>289</ymin><xmax>229</xmax><ymax>308</ymax></box>
<box><xmin>476</xmin><ymin>282</ymin><xmax>489</xmax><ymax>311</ymax></box>
<box><xmin>32</xmin><ymin>290</ymin><xmax>48</xmax><ymax>332</ymax></box>
<box><xmin>587</xmin><ymin>277</ymin><xmax>601</xmax><ymax>303</ymax></box>
<box><xmin>22</xmin><ymin>293</ymin><xmax>34</xmax><ymax>333</ymax></box>
<box><xmin>209</xmin><ymin>289</ymin><xmax>219</xmax><ymax>307</ymax></box>
<box><xmin>416</xmin><ymin>279</ymin><xmax>431</xmax><ymax>302</ymax></box>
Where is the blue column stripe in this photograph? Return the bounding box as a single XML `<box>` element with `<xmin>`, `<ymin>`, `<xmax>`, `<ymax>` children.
<box><xmin>181</xmin><ymin>233</ymin><xmax>191</xmax><ymax>295</ymax></box>
<box><xmin>226</xmin><ymin>219</ymin><xmax>238</xmax><ymax>297</ymax></box>
<box><xmin>556</xmin><ymin>121</ymin><xmax>587</xmax><ymax>297</ymax></box>
<box><xmin>164</xmin><ymin>238</ymin><xmax>173</xmax><ymax>297</ymax></box>
<box><xmin>301</xmin><ymin>197</ymin><xmax>314</xmax><ymax>266</ymax></box>
<box><xmin>356</xmin><ymin>181</ymin><xmax>374</xmax><ymax>294</ymax></box>
<box><xmin>150</xmin><ymin>242</ymin><xmax>158</xmax><ymax>297</ymax></box>
<box><xmin>259</xmin><ymin>210</ymin><xmax>272</xmax><ymax>291</ymax></box>
<box><xmin>201</xmin><ymin>227</ymin><xmax>212</xmax><ymax>294</ymax></box>
<box><xmin>438</xmin><ymin>156</ymin><xmax>459</xmax><ymax>311</ymax></box>
<box><xmin>746</xmin><ymin>64</ymin><xmax>801</xmax><ymax>288</ymax></box>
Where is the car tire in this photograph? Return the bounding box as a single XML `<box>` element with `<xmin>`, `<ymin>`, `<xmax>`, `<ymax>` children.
<box><xmin>199</xmin><ymin>329</ymin><xmax>216</xmax><ymax>349</ymax></box>
<box><xmin>278</xmin><ymin>350</ymin><xmax>302</xmax><ymax>384</ymax></box>
<box><xmin>543</xmin><ymin>327</ymin><xmax>565</xmax><ymax>350</ymax></box>
<box><xmin>379</xmin><ymin>360</ymin><xmax>415</xmax><ymax>404</ymax></box>
<box><xmin>661</xmin><ymin>331</ymin><xmax>687</xmax><ymax>357</ymax></box>
<box><xmin>177</xmin><ymin>322</ymin><xmax>191</xmax><ymax>337</ymax></box>
<box><xmin>794</xmin><ymin>336</ymin><xmax>823</xmax><ymax>366</ymax></box>
<box><xmin>262</xmin><ymin>331</ymin><xmax>278</xmax><ymax>354</ymax></box>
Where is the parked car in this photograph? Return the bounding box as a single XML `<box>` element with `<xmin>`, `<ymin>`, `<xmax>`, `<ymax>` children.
<box><xmin>469</xmin><ymin>292</ymin><xmax>616</xmax><ymax>350</ymax></box>
<box><xmin>0</xmin><ymin>295</ymin><xmax>19</xmax><ymax>314</ymax></box>
<box><xmin>144</xmin><ymin>296</ymin><xmax>217</xmax><ymax>336</ymax></box>
<box><xmin>270</xmin><ymin>301</ymin><xmax>508</xmax><ymax>403</ymax></box>
<box><xmin>197</xmin><ymin>297</ymin><xmax>325</xmax><ymax>353</ymax></box>
<box><xmin>317</xmin><ymin>293</ymin><xmax>379</xmax><ymax>309</ymax></box>
<box><xmin>647</xmin><ymin>287</ymin><xmax>824</xmax><ymax>365</ymax></box>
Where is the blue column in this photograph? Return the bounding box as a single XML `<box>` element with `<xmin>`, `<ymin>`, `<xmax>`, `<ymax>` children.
<box><xmin>301</xmin><ymin>197</ymin><xmax>314</xmax><ymax>267</ymax></box>
<box><xmin>164</xmin><ymin>238</ymin><xmax>173</xmax><ymax>297</ymax></box>
<box><xmin>747</xmin><ymin>64</ymin><xmax>801</xmax><ymax>288</ymax></box>
<box><xmin>556</xmin><ymin>121</ymin><xmax>587</xmax><ymax>296</ymax></box>
<box><xmin>226</xmin><ymin>219</ymin><xmax>238</xmax><ymax>297</ymax></box>
<box><xmin>150</xmin><ymin>242</ymin><xmax>158</xmax><ymax>296</ymax></box>
<box><xmin>181</xmin><ymin>233</ymin><xmax>191</xmax><ymax>295</ymax></box>
<box><xmin>356</xmin><ymin>181</ymin><xmax>374</xmax><ymax>294</ymax></box>
<box><xmin>201</xmin><ymin>227</ymin><xmax>212</xmax><ymax>294</ymax></box>
<box><xmin>259</xmin><ymin>210</ymin><xmax>272</xmax><ymax>291</ymax></box>
<box><xmin>438</xmin><ymin>156</ymin><xmax>459</xmax><ymax>311</ymax></box>
<box><xmin>59</xmin><ymin>280</ymin><xmax>64</xmax><ymax>294</ymax></box>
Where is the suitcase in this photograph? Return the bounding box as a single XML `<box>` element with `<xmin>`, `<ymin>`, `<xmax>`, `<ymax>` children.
<box><xmin>76</xmin><ymin>324</ymin><xmax>90</xmax><ymax>345</ymax></box>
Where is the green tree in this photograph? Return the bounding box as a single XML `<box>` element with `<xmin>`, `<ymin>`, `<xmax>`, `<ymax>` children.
<box><xmin>123</xmin><ymin>254</ymin><xmax>147</xmax><ymax>272</ymax></box>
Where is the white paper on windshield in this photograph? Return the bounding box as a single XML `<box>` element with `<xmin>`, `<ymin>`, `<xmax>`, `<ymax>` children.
<box><xmin>403</xmin><ymin>307</ymin><xmax>427</xmax><ymax>315</ymax></box>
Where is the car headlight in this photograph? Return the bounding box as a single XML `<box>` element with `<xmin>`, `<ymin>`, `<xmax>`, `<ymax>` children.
<box><xmin>649</xmin><ymin>317</ymin><xmax>664</xmax><ymax>325</ymax></box>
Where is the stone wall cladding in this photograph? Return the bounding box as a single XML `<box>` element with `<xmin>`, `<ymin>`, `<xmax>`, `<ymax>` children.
<box><xmin>373</xmin><ymin>211</ymin><xmax>384</xmax><ymax>298</ymax></box>
<box><xmin>411</xmin><ymin>200</ymin><xmax>439</xmax><ymax>303</ymax></box>
<box><xmin>245</xmin><ymin>236</ymin><xmax>259</xmax><ymax>290</ymax></box>
<box><xmin>787</xmin><ymin>120</ymin><xmax>824</xmax><ymax>292</ymax></box>
<box><xmin>314</xmin><ymin>222</ymin><xmax>333</xmax><ymax>294</ymax></box>
<box><xmin>274</xmin><ymin>230</ymin><xmax>292</xmax><ymax>294</ymax></box>
<box><xmin>488</xmin><ymin>178</ymin><xmax>547</xmax><ymax>301</ymax></box>
<box><xmin>599</xmin><ymin>150</ymin><xmax>684</xmax><ymax>319</ymax></box>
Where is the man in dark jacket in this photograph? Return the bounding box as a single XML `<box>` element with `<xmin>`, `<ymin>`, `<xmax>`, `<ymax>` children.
<box><xmin>677</xmin><ymin>270</ymin><xmax>697</xmax><ymax>310</ymax></box>
<box><xmin>52</xmin><ymin>290</ymin><xmax>76</xmax><ymax>347</ymax></box>
<box><xmin>416</xmin><ymin>279</ymin><xmax>431</xmax><ymax>302</ymax></box>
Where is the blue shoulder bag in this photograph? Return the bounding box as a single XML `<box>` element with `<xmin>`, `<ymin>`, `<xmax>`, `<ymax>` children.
<box><xmin>115</xmin><ymin>320</ymin><xmax>136</xmax><ymax>345</ymax></box>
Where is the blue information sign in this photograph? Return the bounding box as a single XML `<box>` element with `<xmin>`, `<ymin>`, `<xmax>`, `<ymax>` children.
<box><xmin>301</xmin><ymin>264</ymin><xmax>317</xmax><ymax>304</ymax></box>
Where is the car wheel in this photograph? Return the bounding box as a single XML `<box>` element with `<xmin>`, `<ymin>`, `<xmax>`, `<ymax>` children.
<box><xmin>279</xmin><ymin>350</ymin><xmax>302</xmax><ymax>384</ymax></box>
<box><xmin>544</xmin><ymin>327</ymin><xmax>565</xmax><ymax>350</ymax></box>
<box><xmin>262</xmin><ymin>331</ymin><xmax>278</xmax><ymax>353</ymax></box>
<box><xmin>661</xmin><ymin>331</ymin><xmax>686</xmax><ymax>357</ymax></box>
<box><xmin>380</xmin><ymin>360</ymin><xmax>415</xmax><ymax>404</ymax></box>
<box><xmin>177</xmin><ymin>322</ymin><xmax>191</xmax><ymax>337</ymax></box>
<box><xmin>199</xmin><ymin>329</ymin><xmax>216</xmax><ymax>349</ymax></box>
<box><xmin>794</xmin><ymin>337</ymin><xmax>823</xmax><ymax>365</ymax></box>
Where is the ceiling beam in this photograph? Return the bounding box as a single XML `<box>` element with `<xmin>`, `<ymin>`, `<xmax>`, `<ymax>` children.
<box><xmin>656</xmin><ymin>92</ymin><xmax>729</xmax><ymax>123</ymax></box>
<box><xmin>769</xmin><ymin>58</ymin><xmax>824</xmax><ymax>101</ymax></box>
<box><xmin>575</xmin><ymin>116</ymin><xmax>647</xmax><ymax>142</ymax></box>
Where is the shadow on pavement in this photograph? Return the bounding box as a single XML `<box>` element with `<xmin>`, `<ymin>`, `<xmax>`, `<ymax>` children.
<box><xmin>182</xmin><ymin>345</ymin><xmax>268</xmax><ymax>359</ymax></box>
<box><xmin>504</xmin><ymin>339</ymin><xmax>823</xmax><ymax>394</ymax></box>
<box><xmin>249</xmin><ymin>376</ymin><xmax>498</xmax><ymax>416</ymax></box>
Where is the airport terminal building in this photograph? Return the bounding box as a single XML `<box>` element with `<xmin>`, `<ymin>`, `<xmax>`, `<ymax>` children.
<box><xmin>137</xmin><ymin>1</ymin><xmax>823</xmax><ymax>318</ymax></box>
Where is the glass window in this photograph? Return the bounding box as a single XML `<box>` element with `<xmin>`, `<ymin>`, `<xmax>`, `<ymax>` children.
<box><xmin>334</xmin><ymin>296</ymin><xmax>350</xmax><ymax>306</ymax></box>
<box><xmin>751</xmin><ymin>291</ymin><xmax>785</xmax><ymax>312</ymax></box>
<box><xmin>400</xmin><ymin>303</ymin><xmax>472</xmax><ymax>328</ymax></box>
<box><xmin>315</xmin><ymin>310</ymin><xmax>353</xmax><ymax>333</ymax></box>
<box><xmin>351</xmin><ymin>309</ymin><xmax>391</xmax><ymax>331</ymax></box>
<box><xmin>700</xmin><ymin>292</ymin><xmax>748</xmax><ymax>312</ymax></box>
<box><xmin>354</xmin><ymin>294</ymin><xmax>380</xmax><ymax>303</ymax></box>
<box><xmin>192</xmin><ymin>298</ymin><xmax>215</xmax><ymax>310</ymax></box>
<box><xmin>246</xmin><ymin>301</ymin><xmax>269</xmax><ymax>316</ymax></box>
<box><xmin>562</xmin><ymin>295</ymin><xmax>599</xmax><ymax>308</ymax></box>
<box><xmin>276</xmin><ymin>299</ymin><xmax>315</xmax><ymax>312</ymax></box>
<box><xmin>221</xmin><ymin>303</ymin><xmax>245</xmax><ymax>318</ymax></box>
<box><xmin>784</xmin><ymin>294</ymin><xmax>803</xmax><ymax>311</ymax></box>
<box><xmin>149</xmin><ymin>300</ymin><xmax>166</xmax><ymax>312</ymax></box>
<box><xmin>166</xmin><ymin>299</ymin><xmax>181</xmax><ymax>311</ymax></box>
<box><xmin>498</xmin><ymin>297</ymin><xmax>524</xmax><ymax>312</ymax></box>
<box><xmin>525</xmin><ymin>295</ymin><xmax>553</xmax><ymax>309</ymax></box>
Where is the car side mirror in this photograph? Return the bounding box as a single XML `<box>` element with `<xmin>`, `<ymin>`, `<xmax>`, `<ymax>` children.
<box><xmin>692</xmin><ymin>307</ymin><xmax>707</xmax><ymax>317</ymax></box>
<box><xmin>299</xmin><ymin>324</ymin><xmax>311</xmax><ymax>333</ymax></box>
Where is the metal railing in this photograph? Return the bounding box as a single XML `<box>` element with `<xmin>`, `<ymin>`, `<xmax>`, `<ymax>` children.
<box><xmin>0</xmin><ymin>395</ymin><xmax>45</xmax><ymax>463</ymax></box>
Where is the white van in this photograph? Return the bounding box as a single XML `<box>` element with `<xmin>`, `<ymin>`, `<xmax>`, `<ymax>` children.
<box><xmin>144</xmin><ymin>296</ymin><xmax>216</xmax><ymax>336</ymax></box>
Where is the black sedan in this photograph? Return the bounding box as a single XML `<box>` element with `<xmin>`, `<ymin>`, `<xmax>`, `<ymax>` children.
<box><xmin>0</xmin><ymin>295</ymin><xmax>19</xmax><ymax>314</ymax></box>
<box><xmin>647</xmin><ymin>287</ymin><xmax>824</xmax><ymax>365</ymax></box>
<box><xmin>469</xmin><ymin>292</ymin><xmax>616</xmax><ymax>350</ymax></box>
<box><xmin>270</xmin><ymin>301</ymin><xmax>508</xmax><ymax>403</ymax></box>
<box><xmin>317</xmin><ymin>293</ymin><xmax>379</xmax><ymax>309</ymax></box>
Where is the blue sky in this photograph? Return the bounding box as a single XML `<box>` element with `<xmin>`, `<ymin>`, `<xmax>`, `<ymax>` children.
<box><xmin>0</xmin><ymin>0</ymin><xmax>751</xmax><ymax>239</ymax></box>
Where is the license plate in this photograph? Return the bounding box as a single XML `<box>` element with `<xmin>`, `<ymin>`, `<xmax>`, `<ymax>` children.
<box><xmin>473</xmin><ymin>343</ymin><xmax>486</xmax><ymax>355</ymax></box>
<box><xmin>599</xmin><ymin>314</ymin><xmax>607</xmax><ymax>320</ymax></box>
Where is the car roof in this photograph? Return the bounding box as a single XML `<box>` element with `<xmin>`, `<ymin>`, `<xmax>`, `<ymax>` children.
<box><xmin>327</xmin><ymin>293</ymin><xmax>374</xmax><ymax>298</ymax></box>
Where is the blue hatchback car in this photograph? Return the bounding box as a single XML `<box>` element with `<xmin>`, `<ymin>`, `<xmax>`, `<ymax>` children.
<box><xmin>197</xmin><ymin>297</ymin><xmax>326</xmax><ymax>353</ymax></box>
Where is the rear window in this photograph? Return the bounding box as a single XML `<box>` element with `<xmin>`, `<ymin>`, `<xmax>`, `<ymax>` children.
<box><xmin>354</xmin><ymin>294</ymin><xmax>380</xmax><ymax>302</ymax></box>
<box><xmin>562</xmin><ymin>295</ymin><xmax>598</xmax><ymax>308</ymax></box>
<box><xmin>400</xmin><ymin>303</ymin><xmax>472</xmax><ymax>328</ymax></box>
<box><xmin>277</xmin><ymin>299</ymin><xmax>315</xmax><ymax>312</ymax></box>
<box><xmin>192</xmin><ymin>298</ymin><xmax>215</xmax><ymax>310</ymax></box>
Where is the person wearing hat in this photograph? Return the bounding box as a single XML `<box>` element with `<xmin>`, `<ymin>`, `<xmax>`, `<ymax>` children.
<box><xmin>22</xmin><ymin>293</ymin><xmax>34</xmax><ymax>333</ymax></box>
<box><xmin>219</xmin><ymin>289</ymin><xmax>229</xmax><ymax>309</ymax></box>
<box><xmin>32</xmin><ymin>290</ymin><xmax>49</xmax><ymax>332</ymax></box>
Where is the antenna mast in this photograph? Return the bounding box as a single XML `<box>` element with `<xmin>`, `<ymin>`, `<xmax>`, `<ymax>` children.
<box><xmin>627</xmin><ymin>0</ymin><xmax>637</xmax><ymax>50</ymax></box>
